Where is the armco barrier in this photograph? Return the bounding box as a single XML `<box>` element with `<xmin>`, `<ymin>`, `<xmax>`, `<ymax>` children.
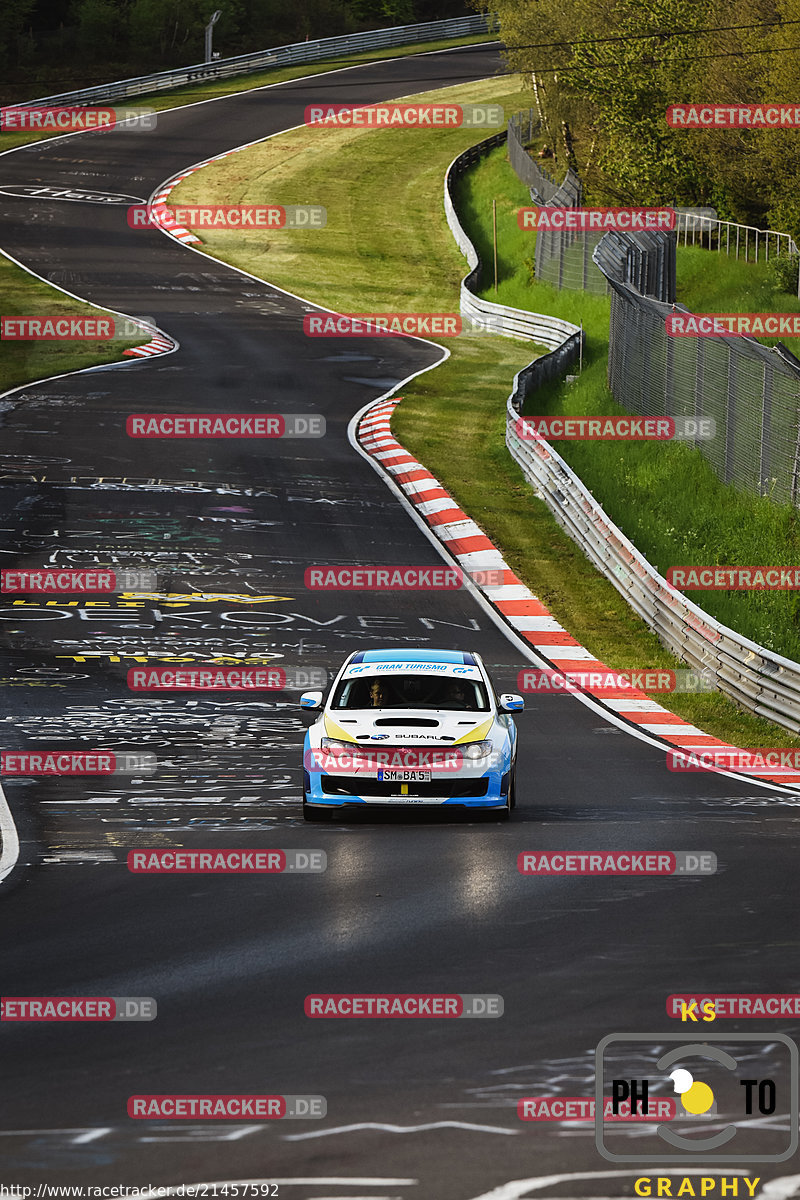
<box><xmin>444</xmin><ymin>133</ymin><xmax>800</xmax><ymax>734</ymax></box>
<box><xmin>506</xmin><ymin>404</ymin><xmax>800</xmax><ymax>734</ymax></box>
<box><xmin>444</xmin><ymin>133</ymin><xmax>581</xmax><ymax>353</ymax></box>
<box><xmin>8</xmin><ymin>15</ymin><xmax>497</xmax><ymax>110</ymax></box>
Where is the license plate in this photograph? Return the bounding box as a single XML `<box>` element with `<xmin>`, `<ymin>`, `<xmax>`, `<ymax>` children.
<box><xmin>377</xmin><ymin>769</ymin><xmax>431</xmax><ymax>782</ymax></box>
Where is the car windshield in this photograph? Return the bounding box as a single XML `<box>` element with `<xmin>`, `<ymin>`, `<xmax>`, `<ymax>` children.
<box><xmin>332</xmin><ymin>673</ymin><xmax>490</xmax><ymax>711</ymax></box>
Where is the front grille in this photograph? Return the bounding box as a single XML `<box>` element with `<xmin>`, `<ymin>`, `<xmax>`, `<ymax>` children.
<box><xmin>320</xmin><ymin>776</ymin><xmax>490</xmax><ymax>798</ymax></box>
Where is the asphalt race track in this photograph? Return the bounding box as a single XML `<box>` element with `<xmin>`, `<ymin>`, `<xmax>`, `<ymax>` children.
<box><xmin>0</xmin><ymin>42</ymin><xmax>799</xmax><ymax>1200</ymax></box>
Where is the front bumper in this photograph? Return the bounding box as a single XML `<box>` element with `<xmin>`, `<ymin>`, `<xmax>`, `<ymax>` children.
<box><xmin>303</xmin><ymin>766</ymin><xmax>511</xmax><ymax>808</ymax></box>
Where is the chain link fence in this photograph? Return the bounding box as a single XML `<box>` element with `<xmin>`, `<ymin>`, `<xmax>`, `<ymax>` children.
<box><xmin>594</xmin><ymin>229</ymin><xmax>800</xmax><ymax>505</ymax></box>
<box><xmin>508</xmin><ymin>110</ymin><xmax>610</xmax><ymax>295</ymax></box>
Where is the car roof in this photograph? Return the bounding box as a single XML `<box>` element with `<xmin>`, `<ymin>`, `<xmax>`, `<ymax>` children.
<box><xmin>348</xmin><ymin>649</ymin><xmax>478</xmax><ymax>666</ymax></box>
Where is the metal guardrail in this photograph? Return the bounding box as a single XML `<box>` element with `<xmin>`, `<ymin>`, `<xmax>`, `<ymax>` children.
<box><xmin>678</xmin><ymin>214</ymin><xmax>798</xmax><ymax>263</ymax></box>
<box><xmin>9</xmin><ymin>15</ymin><xmax>498</xmax><ymax>110</ymax></box>
<box><xmin>506</xmin><ymin>399</ymin><xmax>800</xmax><ymax>734</ymax></box>
<box><xmin>444</xmin><ymin>132</ymin><xmax>581</xmax><ymax>351</ymax></box>
<box><xmin>445</xmin><ymin>132</ymin><xmax>800</xmax><ymax>733</ymax></box>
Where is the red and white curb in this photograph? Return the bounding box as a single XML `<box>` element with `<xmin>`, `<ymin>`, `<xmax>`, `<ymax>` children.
<box><xmin>149</xmin><ymin>149</ymin><xmax>242</xmax><ymax>246</ymax></box>
<box><xmin>358</xmin><ymin>397</ymin><xmax>800</xmax><ymax>791</ymax></box>
<box><xmin>123</xmin><ymin>331</ymin><xmax>175</xmax><ymax>358</ymax></box>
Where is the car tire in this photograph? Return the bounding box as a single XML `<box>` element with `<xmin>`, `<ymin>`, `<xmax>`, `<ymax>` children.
<box><xmin>303</xmin><ymin>802</ymin><xmax>333</xmax><ymax>822</ymax></box>
<box><xmin>509</xmin><ymin>763</ymin><xmax>517</xmax><ymax>810</ymax></box>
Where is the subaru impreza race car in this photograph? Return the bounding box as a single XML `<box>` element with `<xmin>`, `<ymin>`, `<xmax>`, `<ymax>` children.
<box><xmin>300</xmin><ymin>648</ymin><xmax>524</xmax><ymax>820</ymax></box>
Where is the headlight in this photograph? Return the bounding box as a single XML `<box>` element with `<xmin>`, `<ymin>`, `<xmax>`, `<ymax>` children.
<box><xmin>461</xmin><ymin>739</ymin><xmax>493</xmax><ymax>761</ymax></box>
<box><xmin>321</xmin><ymin>737</ymin><xmax>355</xmax><ymax>751</ymax></box>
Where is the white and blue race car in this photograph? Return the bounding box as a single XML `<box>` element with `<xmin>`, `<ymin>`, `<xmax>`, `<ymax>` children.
<box><xmin>300</xmin><ymin>648</ymin><xmax>523</xmax><ymax>820</ymax></box>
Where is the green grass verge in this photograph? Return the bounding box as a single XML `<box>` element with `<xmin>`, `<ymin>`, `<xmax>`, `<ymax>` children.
<box><xmin>0</xmin><ymin>253</ymin><xmax>142</xmax><ymax>395</ymax></box>
<box><xmin>166</xmin><ymin>75</ymin><xmax>800</xmax><ymax>749</ymax></box>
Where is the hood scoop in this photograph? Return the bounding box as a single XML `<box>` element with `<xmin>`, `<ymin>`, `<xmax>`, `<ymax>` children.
<box><xmin>373</xmin><ymin>717</ymin><xmax>440</xmax><ymax>727</ymax></box>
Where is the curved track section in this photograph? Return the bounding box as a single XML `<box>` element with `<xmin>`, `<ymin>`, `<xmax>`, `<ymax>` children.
<box><xmin>0</xmin><ymin>45</ymin><xmax>797</xmax><ymax>1198</ymax></box>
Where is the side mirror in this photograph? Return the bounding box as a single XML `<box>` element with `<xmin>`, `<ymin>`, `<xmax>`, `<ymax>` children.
<box><xmin>499</xmin><ymin>693</ymin><xmax>525</xmax><ymax>712</ymax></box>
<box><xmin>300</xmin><ymin>691</ymin><xmax>324</xmax><ymax>710</ymax></box>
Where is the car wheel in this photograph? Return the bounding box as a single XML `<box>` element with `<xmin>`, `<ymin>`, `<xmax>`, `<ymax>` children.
<box><xmin>509</xmin><ymin>764</ymin><xmax>517</xmax><ymax>810</ymax></box>
<box><xmin>303</xmin><ymin>802</ymin><xmax>333</xmax><ymax>822</ymax></box>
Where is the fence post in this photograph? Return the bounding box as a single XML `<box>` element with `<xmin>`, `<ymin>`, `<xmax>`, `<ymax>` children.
<box><xmin>760</xmin><ymin>362</ymin><xmax>772</xmax><ymax>495</ymax></box>
<box><xmin>791</xmin><ymin>411</ymin><xmax>800</xmax><ymax>507</ymax></box>
<box><xmin>725</xmin><ymin>348</ymin><xmax>737</xmax><ymax>485</ymax></box>
<box><xmin>695</xmin><ymin>336</ymin><xmax>707</xmax><ymax>463</ymax></box>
